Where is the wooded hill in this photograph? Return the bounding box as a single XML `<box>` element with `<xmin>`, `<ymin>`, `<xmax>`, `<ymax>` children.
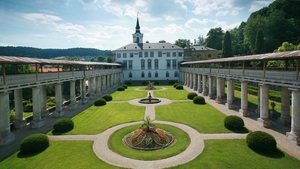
<box><xmin>0</xmin><ymin>46</ymin><xmax>112</xmax><ymax>59</ymax></box>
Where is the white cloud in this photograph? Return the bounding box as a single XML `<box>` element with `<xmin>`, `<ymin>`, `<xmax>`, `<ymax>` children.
<box><xmin>184</xmin><ymin>18</ymin><xmax>226</xmax><ymax>31</ymax></box>
<box><xmin>79</xmin><ymin>0</ymin><xmax>100</xmax><ymax>10</ymax></box>
<box><xmin>231</xmin><ymin>10</ymin><xmax>239</xmax><ymax>16</ymax></box>
<box><xmin>56</xmin><ymin>23</ymin><xmax>85</xmax><ymax>34</ymax></box>
<box><xmin>189</xmin><ymin>0</ymin><xmax>233</xmax><ymax>15</ymax></box>
<box><xmin>22</xmin><ymin>13</ymin><xmax>62</xmax><ymax>24</ymax></box>
<box><xmin>249</xmin><ymin>0</ymin><xmax>273</xmax><ymax>12</ymax></box>
<box><xmin>216</xmin><ymin>10</ymin><xmax>228</xmax><ymax>16</ymax></box>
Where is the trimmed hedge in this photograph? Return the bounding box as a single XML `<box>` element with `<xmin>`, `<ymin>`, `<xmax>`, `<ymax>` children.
<box><xmin>117</xmin><ymin>86</ymin><xmax>125</xmax><ymax>91</ymax></box>
<box><xmin>94</xmin><ymin>98</ymin><xmax>106</xmax><ymax>106</ymax></box>
<box><xmin>20</xmin><ymin>134</ymin><xmax>49</xmax><ymax>154</ymax></box>
<box><xmin>246</xmin><ymin>131</ymin><xmax>277</xmax><ymax>153</ymax></box>
<box><xmin>187</xmin><ymin>92</ymin><xmax>198</xmax><ymax>100</ymax></box>
<box><xmin>193</xmin><ymin>96</ymin><xmax>205</xmax><ymax>104</ymax></box>
<box><xmin>102</xmin><ymin>94</ymin><xmax>112</xmax><ymax>101</ymax></box>
<box><xmin>224</xmin><ymin>115</ymin><xmax>244</xmax><ymax>130</ymax></box>
<box><xmin>53</xmin><ymin>118</ymin><xmax>74</xmax><ymax>133</ymax></box>
<box><xmin>175</xmin><ymin>85</ymin><xmax>183</xmax><ymax>90</ymax></box>
<box><xmin>121</xmin><ymin>84</ymin><xmax>128</xmax><ymax>89</ymax></box>
<box><xmin>173</xmin><ymin>83</ymin><xmax>180</xmax><ymax>88</ymax></box>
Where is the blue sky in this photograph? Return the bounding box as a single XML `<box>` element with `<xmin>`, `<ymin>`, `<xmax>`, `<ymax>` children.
<box><xmin>0</xmin><ymin>0</ymin><xmax>275</xmax><ymax>50</ymax></box>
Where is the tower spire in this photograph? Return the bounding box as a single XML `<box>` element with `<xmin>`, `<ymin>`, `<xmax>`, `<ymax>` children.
<box><xmin>135</xmin><ymin>13</ymin><xmax>140</xmax><ymax>33</ymax></box>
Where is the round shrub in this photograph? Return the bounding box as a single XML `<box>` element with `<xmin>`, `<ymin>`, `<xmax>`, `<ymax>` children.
<box><xmin>20</xmin><ymin>133</ymin><xmax>49</xmax><ymax>154</ymax></box>
<box><xmin>224</xmin><ymin>115</ymin><xmax>244</xmax><ymax>130</ymax></box>
<box><xmin>94</xmin><ymin>98</ymin><xmax>106</xmax><ymax>106</ymax></box>
<box><xmin>117</xmin><ymin>86</ymin><xmax>125</xmax><ymax>91</ymax></box>
<box><xmin>121</xmin><ymin>84</ymin><xmax>128</xmax><ymax>89</ymax></box>
<box><xmin>173</xmin><ymin>83</ymin><xmax>180</xmax><ymax>88</ymax></box>
<box><xmin>102</xmin><ymin>94</ymin><xmax>112</xmax><ymax>101</ymax></box>
<box><xmin>246</xmin><ymin>131</ymin><xmax>277</xmax><ymax>153</ymax></box>
<box><xmin>187</xmin><ymin>92</ymin><xmax>198</xmax><ymax>100</ymax></box>
<box><xmin>175</xmin><ymin>85</ymin><xmax>183</xmax><ymax>90</ymax></box>
<box><xmin>53</xmin><ymin>118</ymin><xmax>74</xmax><ymax>133</ymax></box>
<box><xmin>193</xmin><ymin>96</ymin><xmax>205</xmax><ymax>104</ymax></box>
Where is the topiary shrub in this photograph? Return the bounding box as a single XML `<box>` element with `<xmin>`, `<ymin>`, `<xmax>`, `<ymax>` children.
<box><xmin>187</xmin><ymin>92</ymin><xmax>198</xmax><ymax>100</ymax></box>
<box><xmin>224</xmin><ymin>115</ymin><xmax>244</xmax><ymax>130</ymax></box>
<box><xmin>102</xmin><ymin>94</ymin><xmax>112</xmax><ymax>101</ymax></box>
<box><xmin>193</xmin><ymin>96</ymin><xmax>205</xmax><ymax>104</ymax></box>
<box><xmin>117</xmin><ymin>86</ymin><xmax>125</xmax><ymax>91</ymax></box>
<box><xmin>94</xmin><ymin>98</ymin><xmax>106</xmax><ymax>106</ymax></box>
<box><xmin>53</xmin><ymin>118</ymin><xmax>74</xmax><ymax>133</ymax></box>
<box><xmin>20</xmin><ymin>133</ymin><xmax>49</xmax><ymax>154</ymax></box>
<box><xmin>176</xmin><ymin>85</ymin><xmax>183</xmax><ymax>90</ymax></box>
<box><xmin>173</xmin><ymin>83</ymin><xmax>180</xmax><ymax>88</ymax></box>
<box><xmin>121</xmin><ymin>84</ymin><xmax>128</xmax><ymax>89</ymax></box>
<box><xmin>246</xmin><ymin>131</ymin><xmax>277</xmax><ymax>153</ymax></box>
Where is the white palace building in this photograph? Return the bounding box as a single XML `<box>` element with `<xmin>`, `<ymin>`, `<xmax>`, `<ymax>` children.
<box><xmin>113</xmin><ymin>17</ymin><xmax>184</xmax><ymax>83</ymax></box>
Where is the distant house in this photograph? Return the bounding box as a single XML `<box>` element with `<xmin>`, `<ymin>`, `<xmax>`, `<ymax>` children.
<box><xmin>113</xmin><ymin>17</ymin><xmax>184</xmax><ymax>83</ymax></box>
<box><xmin>183</xmin><ymin>44</ymin><xmax>218</xmax><ymax>61</ymax></box>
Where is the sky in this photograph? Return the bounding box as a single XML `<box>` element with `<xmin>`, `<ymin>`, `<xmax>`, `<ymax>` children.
<box><xmin>0</xmin><ymin>0</ymin><xmax>275</xmax><ymax>50</ymax></box>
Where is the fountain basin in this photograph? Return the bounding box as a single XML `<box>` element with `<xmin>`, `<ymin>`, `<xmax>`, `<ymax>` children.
<box><xmin>139</xmin><ymin>98</ymin><xmax>161</xmax><ymax>104</ymax></box>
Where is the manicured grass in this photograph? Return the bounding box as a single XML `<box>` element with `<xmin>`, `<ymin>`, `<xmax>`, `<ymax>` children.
<box><xmin>111</xmin><ymin>87</ymin><xmax>148</xmax><ymax>101</ymax></box>
<box><xmin>154</xmin><ymin>86</ymin><xmax>190</xmax><ymax>100</ymax></box>
<box><xmin>156</xmin><ymin>102</ymin><xmax>233</xmax><ymax>133</ymax></box>
<box><xmin>50</xmin><ymin>102</ymin><xmax>144</xmax><ymax>135</ymax></box>
<box><xmin>108</xmin><ymin>124</ymin><xmax>190</xmax><ymax>160</ymax></box>
<box><xmin>0</xmin><ymin>141</ymin><xmax>121</xmax><ymax>169</ymax></box>
<box><xmin>170</xmin><ymin>139</ymin><xmax>300</xmax><ymax>168</ymax></box>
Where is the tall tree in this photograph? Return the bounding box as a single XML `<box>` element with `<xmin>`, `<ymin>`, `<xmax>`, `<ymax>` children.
<box><xmin>254</xmin><ymin>29</ymin><xmax>265</xmax><ymax>54</ymax></box>
<box><xmin>205</xmin><ymin>27</ymin><xmax>224</xmax><ymax>50</ymax></box>
<box><xmin>198</xmin><ymin>35</ymin><xmax>205</xmax><ymax>45</ymax></box>
<box><xmin>174</xmin><ymin>39</ymin><xmax>188</xmax><ymax>48</ymax></box>
<box><xmin>221</xmin><ymin>31</ymin><xmax>233</xmax><ymax>58</ymax></box>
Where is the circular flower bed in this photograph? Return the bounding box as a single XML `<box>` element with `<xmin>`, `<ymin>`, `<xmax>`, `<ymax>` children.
<box><xmin>123</xmin><ymin>127</ymin><xmax>175</xmax><ymax>150</ymax></box>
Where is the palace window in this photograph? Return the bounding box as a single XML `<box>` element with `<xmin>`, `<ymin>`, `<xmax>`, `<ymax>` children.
<box><xmin>129</xmin><ymin>72</ymin><xmax>132</xmax><ymax>78</ymax></box>
<box><xmin>148</xmin><ymin>59</ymin><xmax>152</xmax><ymax>70</ymax></box>
<box><xmin>155</xmin><ymin>71</ymin><xmax>158</xmax><ymax>77</ymax></box>
<box><xmin>117</xmin><ymin>53</ymin><xmax>121</xmax><ymax>58</ymax></box>
<box><xmin>141</xmin><ymin>59</ymin><xmax>145</xmax><ymax>70</ymax></box>
<box><xmin>139</xmin><ymin>52</ymin><xmax>143</xmax><ymax>57</ymax></box>
<box><xmin>172</xmin><ymin>52</ymin><xmax>176</xmax><ymax>57</ymax></box>
<box><xmin>144</xmin><ymin>51</ymin><xmax>148</xmax><ymax>57</ymax></box>
<box><xmin>154</xmin><ymin>59</ymin><xmax>159</xmax><ymax>69</ymax></box>
<box><xmin>167</xmin><ymin>52</ymin><xmax>170</xmax><ymax>57</ymax></box>
<box><xmin>130</xmin><ymin>53</ymin><xmax>133</xmax><ymax>58</ymax></box>
<box><xmin>166</xmin><ymin>59</ymin><xmax>171</xmax><ymax>69</ymax></box>
<box><xmin>128</xmin><ymin>60</ymin><xmax>133</xmax><ymax>70</ymax></box>
<box><xmin>123</xmin><ymin>53</ymin><xmax>127</xmax><ymax>58</ymax></box>
<box><xmin>123</xmin><ymin>60</ymin><xmax>127</xmax><ymax>70</ymax></box>
<box><xmin>148</xmin><ymin>71</ymin><xmax>151</xmax><ymax>77</ymax></box>
<box><xmin>172</xmin><ymin>59</ymin><xmax>176</xmax><ymax>69</ymax></box>
<box><xmin>150</xmin><ymin>51</ymin><xmax>154</xmax><ymax>57</ymax></box>
<box><xmin>174</xmin><ymin>71</ymin><xmax>178</xmax><ymax>77</ymax></box>
<box><xmin>166</xmin><ymin>71</ymin><xmax>169</xmax><ymax>77</ymax></box>
<box><xmin>141</xmin><ymin>72</ymin><xmax>144</xmax><ymax>78</ymax></box>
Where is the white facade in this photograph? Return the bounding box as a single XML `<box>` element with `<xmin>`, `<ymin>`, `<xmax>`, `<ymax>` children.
<box><xmin>113</xmin><ymin>18</ymin><xmax>184</xmax><ymax>82</ymax></box>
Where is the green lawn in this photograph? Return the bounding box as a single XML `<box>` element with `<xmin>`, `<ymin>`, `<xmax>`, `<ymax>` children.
<box><xmin>0</xmin><ymin>141</ymin><xmax>121</xmax><ymax>169</ymax></box>
<box><xmin>154</xmin><ymin>86</ymin><xmax>190</xmax><ymax>100</ymax></box>
<box><xmin>111</xmin><ymin>87</ymin><xmax>148</xmax><ymax>101</ymax></box>
<box><xmin>156</xmin><ymin>102</ymin><xmax>232</xmax><ymax>133</ymax></box>
<box><xmin>109</xmin><ymin>124</ymin><xmax>190</xmax><ymax>160</ymax></box>
<box><xmin>170</xmin><ymin>139</ymin><xmax>300</xmax><ymax>169</ymax></box>
<box><xmin>51</xmin><ymin>102</ymin><xmax>144</xmax><ymax>135</ymax></box>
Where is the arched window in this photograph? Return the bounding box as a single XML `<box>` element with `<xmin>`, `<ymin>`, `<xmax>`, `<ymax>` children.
<box><xmin>155</xmin><ymin>71</ymin><xmax>158</xmax><ymax>77</ymax></box>
<box><xmin>141</xmin><ymin>72</ymin><xmax>144</xmax><ymax>78</ymax></box>
<box><xmin>166</xmin><ymin>71</ymin><xmax>169</xmax><ymax>77</ymax></box>
<box><xmin>174</xmin><ymin>71</ymin><xmax>178</xmax><ymax>77</ymax></box>
<box><xmin>154</xmin><ymin>59</ymin><xmax>159</xmax><ymax>69</ymax></box>
<box><xmin>148</xmin><ymin>59</ymin><xmax>152</xmax><ymax>69</ymax></box>
<box><xmin>148</xmin><ymin>71</ymin><xmax>151</xmax><ymax>77</ymax></box>
<box><xmin>129</xmin><ymin>72</ymin><xmax>132</xmax><ymax>78</ymax></box>
<box><xmin>141</xmin><ymin>59</ymin><xmax>145</xmax><ymax>70</ymax></box>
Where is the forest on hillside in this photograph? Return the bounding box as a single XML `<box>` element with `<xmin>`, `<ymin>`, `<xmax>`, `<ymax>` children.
<box><xmin>0</xmin><ymin>46</ymin><xmax>113</xmax><ymax>59</ymax></box>
<box><xmin>177</xmin><ymin>0</ymin><xmax>300</xmax><ymax>56</ymax></box>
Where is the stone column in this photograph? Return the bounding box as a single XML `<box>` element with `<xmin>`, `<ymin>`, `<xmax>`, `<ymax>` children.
<box><xmin>193</xmin><ymin>74</ymin><xmax>197</xmax><ymax>91</ymax></box>
<box><xmin>31</xmin><ymin>86</ymin><xmax>44</xmax><ymax>128</ymax></box>
<box><xmin>208</xmin><ymin>76</ymin><xmax>213</xmax><ymax>99</ymax></box>
<box><xmin>0</xmin><ymin>92</ymin><xmax>15</xmax><ymax>146</ymax></box>
<box><xmin>80</xmin><ymin>78</ymin><xmax>87</xmax><ymax>104</ymax></box>
<box><xmin>286</xmin><ymin>89</ymin><xmax>300</xmax><ymax>145</ymax></box>
<box><xmin>221</xmin><ymin>78</ymin><xmax>226</xmax><ymax>98</ymax></box>
<box><xmin>212</xmin><ymin>76</ymin><xmax>217</xmax><ymax>98</ymax></box>
<box><xmin>239</xmin><ymin>81</ymin><xmax>250</xmax><ymax>116</ymax></box>
<box><xmin>53</xmin><ymin>83</ymin><xmax>64</xmax><ymax>117</ymax></box>
<box><xmin>89</xmin><ymin>77</ymin><xmax>96</xmax><ymax>99</ymax></box>
<box><xmin>40</xmin><ymin>85</ymin><xmax>49</xmax><ymax>117</ymax></box>
<box><xmin>96</xmin><ymin>76</ymin><xmax>102</xmax><ymax>96</ymax></box>
<box><xmin>14</xmin><ymin>89</ymin><xmax>26</xmax><ymax>129</ymax></box>
<box><xmin>225</xmin><ymin>78</ymin><xmax>234</xmax><ymax>109</ymax></box>
<box><xmin>197</xmin><ymin>74</ymin><xmax>202</xmax><ymax>93</ymax></box>
<box><xmin>202</xmin><ymin>75</ymin><xmax>208</xmax><ymax>96</ymax></box>
<box><xmin>69</xmin><ymin>80</ymin><xmax>77</xmax><ymax>110</ymax></box>
<box><xmin>278</xmin><ymin>87</ymin><xmax>291</xmax><ymax>125</ymax></box>
<box><xmin>257</xmin><ymin>84</ymin><xmax>272</xmax><ymax>127</ymax></box>
<box><xmin>216</xmin><ymin>77</ymin><xmax>223</xmax><ymax>104</ymax></box>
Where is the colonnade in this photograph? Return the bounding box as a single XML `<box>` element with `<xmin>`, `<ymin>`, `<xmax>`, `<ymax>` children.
<box><xmin>0</xmin><ymin>72</ymin><xmax>122</xmax><ymax>146</ymax></box>
<box><xmin>180</xmin><ymin>71</ymin><xmax>300</xmax><ymax>145</ymax></box>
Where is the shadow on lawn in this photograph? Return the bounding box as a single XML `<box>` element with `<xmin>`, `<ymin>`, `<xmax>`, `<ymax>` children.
<box><xmin>228</xmin><ymin>127</ymin><xmax>249</xmax><ymax>133</ymax></box>
<box><xmin>17</xmin><ymin>150</ymin><xmax>45</xmax><ymax>158</ymax></box>
<box><xmin>253</xmin><ymin>148</ymin><xmax>286</xmax><ymax>159</ymax></box>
